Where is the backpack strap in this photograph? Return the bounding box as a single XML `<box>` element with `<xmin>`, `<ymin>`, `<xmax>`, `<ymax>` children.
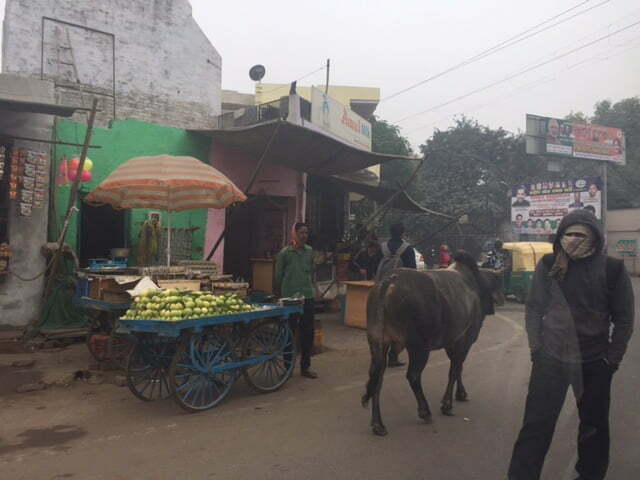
<box><xmin>381</xmin><ymin>242</ymin><xmax>391</xmax><ymax>258</ymax></box>
<box><xmin>396</xmin><ymin>241</ymin><xmax>411</xmax><ymax>257</ymax></box>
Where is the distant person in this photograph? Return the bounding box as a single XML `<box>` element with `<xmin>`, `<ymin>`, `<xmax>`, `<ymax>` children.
<box><xmin>569</xmin><ymin>192</ymin><xmax>584</xmax><ymax>209</ymax></box>
<box><xmin>513</xmin><ymin>187</ymin><xmax>531</xmax><ymax>207</ymax></box>
<box><xmin>351</xmin><ymin>239</ymin><xmax>383</xmax><ymax>281</ymax></box>
<box><xmin>376</xmin><ymin>223</ymin><xmax>416</xmax><ymax>367</ymax></box>
<box><xmin>275</xmin><ymin>222</ymin><xmax>317</xmax><ymax>379</ymax></box>
<box><xmin>508</xmin><ymin>209</ymin><xmax>634</xmax><ymax>480</ymax></box>
<box><xmin>438</xmin><ymin>244</ymin><xmax>452</xmax><ymax>268</ymax></box>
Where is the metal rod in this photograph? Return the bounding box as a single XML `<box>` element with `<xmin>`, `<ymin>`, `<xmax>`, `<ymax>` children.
<box><xmin>205</xmin><ymin>121</ymin><xmax>282</xmax><ymax>261</ymax></box>
<box><xmin>0</xmin><ymin>134</ymin><xmax>101</xmax><ymax>148</ymax></box>
<box><xmin>354</xmin><ymin>156</ymin><xmax>427</xmax><ymax>239</ymax></box>
<box><xmin>325</xmin><ymin>59</ymin><xmax>330</xmax><ymax>94</ymax></box>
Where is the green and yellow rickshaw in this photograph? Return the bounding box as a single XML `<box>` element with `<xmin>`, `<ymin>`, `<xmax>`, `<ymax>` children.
<box><xmin>502</xmin><ymin>242</ymin><xmax>554</xmax><ymax>303</ymax></box>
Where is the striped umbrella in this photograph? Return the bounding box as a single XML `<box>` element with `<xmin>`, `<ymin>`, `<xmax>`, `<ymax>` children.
<box><xmin>84</xmin><ymin>155</ymin><xmax>246</xmax><ymax>265</ymax></box>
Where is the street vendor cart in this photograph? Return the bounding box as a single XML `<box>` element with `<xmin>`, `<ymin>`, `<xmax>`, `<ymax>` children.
<box><xmin>118</xmin><ymin>301</ymin><xmax>301</xmax><ymax>412</ymax></box>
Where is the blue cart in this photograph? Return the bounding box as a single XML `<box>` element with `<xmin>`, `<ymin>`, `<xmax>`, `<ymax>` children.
<box><xmin>117</xmin><ymin>304</ymin><xmax>301</xmax><ymax>412</ymax></box>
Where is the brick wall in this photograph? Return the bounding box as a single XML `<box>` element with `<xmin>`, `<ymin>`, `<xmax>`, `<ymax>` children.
<box><xmin>2</xmin><ymin>0</ymin><xmax>222</xmax><ymax>129</ymax></box>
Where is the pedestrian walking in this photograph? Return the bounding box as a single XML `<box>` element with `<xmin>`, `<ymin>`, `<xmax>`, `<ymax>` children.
<box><xmin>508</xmin><ymin>209</ymin><xmax>634</xmax><ymax>480</ymax></box>
<box><xmin>275</xmin><ymin>222</ymin><xmax>318</xmax><ymax>379</ymax></box>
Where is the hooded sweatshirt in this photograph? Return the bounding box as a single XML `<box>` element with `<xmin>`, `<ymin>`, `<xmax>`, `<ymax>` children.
<box><xmin>525</xmin><ymin>209</ymin><xmax>634</xmax><ymax>365</ymax></box>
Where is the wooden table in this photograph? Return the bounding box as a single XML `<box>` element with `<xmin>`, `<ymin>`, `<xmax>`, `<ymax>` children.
<box><xmin>342</xmin><ymin>281</ymin><xmax>375</xmax><ymax>329</ymax></box>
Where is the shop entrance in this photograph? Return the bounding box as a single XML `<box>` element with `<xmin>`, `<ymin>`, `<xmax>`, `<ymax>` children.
<box><xmin>79</xmin><ymin>202</ymin><xmax>127</xmax><ymax>267</ymax></box>
<box><xmin>224</xmin><ymin>195</ymin><xmax>289</xmax><ymax>281</ymax></box>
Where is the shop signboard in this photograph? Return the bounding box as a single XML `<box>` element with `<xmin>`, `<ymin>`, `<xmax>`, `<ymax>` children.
<box><xmin>310</xmin><ymin>87</ymin><xmax>372</xmax><ymax>151</ymax></box>
<box><xmin>526</xmin><ymin>114</ymin><xmax>626</xmax><ymax>165</ymax></box>
<box><xmin>511</xmin><ymin>177</ymin><xmax>603</xmax><ymax>234</ymax></box>
<box><xmin>615</xmin><ymin>239</ymin><xmax>637</xmax><ymax>257</ymax></box>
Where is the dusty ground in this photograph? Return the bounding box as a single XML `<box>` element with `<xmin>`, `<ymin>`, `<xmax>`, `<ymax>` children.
<box><xmin>1</xmin><ymin>283</ymin><xmax>639</xmax><ymax>480</ymax></box>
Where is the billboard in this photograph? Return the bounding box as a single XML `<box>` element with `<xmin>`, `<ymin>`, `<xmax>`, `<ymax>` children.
<box><xmin>511</xmin><ymin>177</ymin><xmax>602</xmax><ymax>234</ymax></box>
<box><xmin>525</xmin><ymin>114</ymin><xmax>626</xmax><ymax>165</ymax></box>
<box><xmin>310</xmin><ymin>87</ymin><xmax>372</xmax><ymax>151</ymax></box>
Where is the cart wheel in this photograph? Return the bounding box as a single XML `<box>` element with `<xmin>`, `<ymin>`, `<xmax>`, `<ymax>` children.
<box><xmin>110</xmin><ymin>329</ymin><xmax>134</xmax><ymax>370</ymax></box>
<box><xmin>126</xmin><ymin>337</ymin><xmax>175</xmax><ymax>402</ymax></box>
<box><xmin>242</xmin><ymin>319</ymin><xmax>295</xmax><ymax>393</ymax></box>
<box><xmin>170</xmin><ymin>332</ymin><xmax>236</xmax><ymax>412</ymax></box>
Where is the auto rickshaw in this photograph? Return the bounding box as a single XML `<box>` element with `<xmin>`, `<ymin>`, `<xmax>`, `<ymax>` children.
<box><xmin>501</xmin><ymin>242</ymin><xmax>554</xmax><ymax>303</ymax></box>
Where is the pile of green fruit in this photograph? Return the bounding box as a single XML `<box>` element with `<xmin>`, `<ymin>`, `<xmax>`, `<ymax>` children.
<box><xmin>120</xmin><ymin>289</ymin><xmax>259</xmax><ymax>321</ymax></box>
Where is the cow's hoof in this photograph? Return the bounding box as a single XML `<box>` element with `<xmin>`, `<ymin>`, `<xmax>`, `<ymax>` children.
<box><xmin>372</xmin><ymin>424</ymin><xmax>388</xmax><ymax>436</ymax></box>
<box><xmin>441</xmin><ymin>405</ymin><xmax>454</xmax><ymax>416</ymax></box>
<box><xmin>455</xmin><ymin>392</ymin><xmax>468</xmax><ymax>402</ymax></box>
<box><xmin>419</xmin><ymin>410</ymin><xmax>432</xmax><ymax>424</ymax></box>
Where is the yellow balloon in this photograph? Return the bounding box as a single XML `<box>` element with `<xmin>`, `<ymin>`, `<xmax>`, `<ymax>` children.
<box><xmin>83</xmin><ymin>158</ymin><xmax>94</xmax><ymax>171</ymax></box>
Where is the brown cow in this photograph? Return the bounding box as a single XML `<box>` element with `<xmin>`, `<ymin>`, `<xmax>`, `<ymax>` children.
<box><xmin>361</xmin><ymin>252</ymin><xmax>504</xmax><ymax>436</ymax></box>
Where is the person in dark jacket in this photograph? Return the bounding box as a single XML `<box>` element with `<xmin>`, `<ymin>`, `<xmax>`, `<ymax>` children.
<box><xmin>508</xmin><ymin>209</ymin><xmax>634</xmax><ymax>480</ymax></box>
<box><xmin>351</xmin><ymin>240</ymin><xmax>383</xmax><ymax>280</ymax></box>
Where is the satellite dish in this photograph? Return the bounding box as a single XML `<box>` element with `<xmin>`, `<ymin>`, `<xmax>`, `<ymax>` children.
<box><xmin>249</xmin><ymin>65</ymin><xmax>266</xmax><ymax>82</ymax></box>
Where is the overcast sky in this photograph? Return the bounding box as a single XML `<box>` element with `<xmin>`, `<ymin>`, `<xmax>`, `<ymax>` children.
<box><xmin>2</xmin><ymin>0</ymin><xmax>639</xmax><ymax>149</ymax></box>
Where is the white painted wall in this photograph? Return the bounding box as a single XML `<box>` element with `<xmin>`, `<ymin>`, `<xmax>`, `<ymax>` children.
<box><xmin>2</xmin><ymin>0</ymin><xmax>221</xmax><ymax>128</ymax></box>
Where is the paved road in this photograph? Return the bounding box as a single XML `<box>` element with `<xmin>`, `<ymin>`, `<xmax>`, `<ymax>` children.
<box><xmin>1</xmin><ymin>281</ymin><xmax>639</xmax><ymax>479</ymax></box>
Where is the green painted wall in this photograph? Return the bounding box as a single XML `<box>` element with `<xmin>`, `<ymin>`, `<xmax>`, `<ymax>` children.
<box><xmin>52</xmin><ymin>119</ymin><xmax>211</xmax><ymax>263</ymax></box>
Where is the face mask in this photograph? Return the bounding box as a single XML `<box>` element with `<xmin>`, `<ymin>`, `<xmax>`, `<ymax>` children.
<box><xmin>560</xmin><ymin>232</ymin><xmax>595</xmax><ymax>260</ymax></box>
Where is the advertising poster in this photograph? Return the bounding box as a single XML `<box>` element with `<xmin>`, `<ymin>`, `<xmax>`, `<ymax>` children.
<box><xmin>310</xmin><ymin>87</ymin><xmax>372</xmax><ymax>151</ymax></box>
<box><xmin>511</xmin><ymin>177</ymin><xmax>602</xmax><ymax>234</ymax></box>
<box><xmin>544</xmin><ymin>117</ymin><xmax>626</xmax><ymax>164</ymax></box>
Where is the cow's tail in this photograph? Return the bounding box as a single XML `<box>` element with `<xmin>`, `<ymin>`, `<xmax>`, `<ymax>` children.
<box><xmin>362</xmin><ymin>277</ymin><xmax>393</xmax><ymax>408</ymax></box>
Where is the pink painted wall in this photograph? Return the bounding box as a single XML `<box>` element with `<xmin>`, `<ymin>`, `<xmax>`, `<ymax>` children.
<box><xmin>204</xmin><ymin>143</ymin><xmax>306</xmax><ymax>269</ymax></box>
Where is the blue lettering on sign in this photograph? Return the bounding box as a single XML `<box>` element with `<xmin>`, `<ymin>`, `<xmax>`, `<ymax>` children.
<box><xmin>361</xmin><ymin>124</ymin><xmax>371</xmax><ymax>138</ymax></box>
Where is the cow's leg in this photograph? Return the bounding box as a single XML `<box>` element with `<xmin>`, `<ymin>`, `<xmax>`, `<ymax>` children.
<box><xmin>406</xmin><ymin>344</ymin><xmax>431</xmax><ymax>423</ymax></box>
<box><xmin>362</xmin><ymin>342</ymin><xmax>390</xmax><ymax>436</ymax></box>
<box><xmin>441</xmin><ymin>357</ymin><xmax>457</xmax><ymax>416</ymax></box>
<box><xmin>455</xmin><ymin>350</ymin><xmax>471</xmax><ymax>402</ymax></box>
<box><xmin>442</xmin><ymin>344</ymin><xmax>467</xmax><ymax>415</ymax></box>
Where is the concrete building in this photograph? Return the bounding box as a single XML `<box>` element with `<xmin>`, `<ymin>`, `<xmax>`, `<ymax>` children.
<box><xmin>0</xmin><ymin>74</ymin><xmax>79</xmax><ymax>328</ymax></box>
<box><xmin>608</xmin><ymin>208</ymin><xmax>640</xmax><ymax>275</ymax></box>
<box><xmin>1</xmin><ymin>0</ymin><xmax>223</xmax><ymax>329</ymax></box>
<box><xmin>2</xmin><ymin>0</ymin><xmax>222</xmax><ymax>129</ymax></box>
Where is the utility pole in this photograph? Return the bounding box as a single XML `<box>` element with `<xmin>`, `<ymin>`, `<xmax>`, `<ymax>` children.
<box><xmin>601</xmin><ymin>161</ymin><xmax>608</xmax><ymax>251</ymax></box>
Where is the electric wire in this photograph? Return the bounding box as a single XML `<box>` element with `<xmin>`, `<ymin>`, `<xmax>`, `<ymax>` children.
<box><xmin>380</xmin><ymin>0</ymin><xmax>607</xmax><ymax>103</ymax></box>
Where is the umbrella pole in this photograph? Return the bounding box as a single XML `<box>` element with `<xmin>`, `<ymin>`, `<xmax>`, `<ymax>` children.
<box><xmin>167</xmin><ymin>212</ymin><xmax>172</xmax><ymax>267</ymax></box>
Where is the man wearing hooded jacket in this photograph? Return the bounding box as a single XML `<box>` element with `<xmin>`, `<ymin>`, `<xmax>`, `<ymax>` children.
<box><xmin>508</xmin><ymin>210</ymin><xmax>634</xmax><ymax>480</ymax></box>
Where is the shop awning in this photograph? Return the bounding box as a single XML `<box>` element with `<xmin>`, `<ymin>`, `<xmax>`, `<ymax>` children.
<box><xmin>328</xmin><ymin>176</ymin><xmax>434</xmax><ymax>213</ymax></box>
<box><xmin>191</xmin><ymin>120</ymin><xmax>415</xmax><ymax>176</ymax></box>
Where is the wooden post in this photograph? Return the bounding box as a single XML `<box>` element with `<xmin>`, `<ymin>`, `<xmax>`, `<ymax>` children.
<box><xmin>35</xmin><ymin>98</ymin><xmax>99</xmax><ymax>325</ymax></box>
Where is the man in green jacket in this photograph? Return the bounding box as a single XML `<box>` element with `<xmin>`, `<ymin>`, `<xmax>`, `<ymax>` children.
<box><xmin>275</xmin><ymin>222</ymin><xmax>318</xmax><ymax>379</ymax></box>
